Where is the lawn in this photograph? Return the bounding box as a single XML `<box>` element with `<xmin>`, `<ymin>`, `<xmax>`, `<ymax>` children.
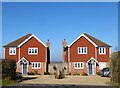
<box><xmin>1</xmin><ymin>79</ymin><xmax>18</xmax><ymax>86</ymax></box>
<box><xmin>113</xmin><ymin>84</ymin><xmax>120</xmax><ymax>88</ymax></box>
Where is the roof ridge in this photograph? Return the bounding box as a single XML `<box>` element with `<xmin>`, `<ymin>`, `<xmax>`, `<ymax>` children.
<box><xmin>83</xmin><ymin>33</ymin><xmax>111</xmax><ymax>47</ymax></box>
<box><xmin>3</xmin><ymin>33</ymin><xmax>32</xmax><ymax>47</ymax></box>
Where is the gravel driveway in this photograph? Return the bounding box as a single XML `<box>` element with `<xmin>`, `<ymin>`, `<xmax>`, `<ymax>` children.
<box><xmin>20</xmin><ymin>75</ymin><xmax>110</xmax><ymax>86</ymax></box>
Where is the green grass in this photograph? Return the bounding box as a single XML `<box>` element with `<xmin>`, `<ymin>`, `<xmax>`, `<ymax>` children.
<box><xmin>1</xmin><ymin>79</ymin><xmax>18</xmax><ymax>86</ymax></box>
<box><xmin>112</xmin><ymin>83</ymin><xmax>120</xmax><ymax>88</ymax></box>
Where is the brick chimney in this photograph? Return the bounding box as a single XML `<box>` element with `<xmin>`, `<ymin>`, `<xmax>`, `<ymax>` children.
<box><xmin>62</xmin><ymin>39</ymin><xmax>67</xmax><ymax>48</ymax></box>
<box><xmin>62</xmin><ymin>39</ymin><xmax>67</xmax><ymax>63</ymax></box>
<box><xmin>46</xmin><ymin>39</ymin><xmax>50</xmax><ymax>48</ymax></box>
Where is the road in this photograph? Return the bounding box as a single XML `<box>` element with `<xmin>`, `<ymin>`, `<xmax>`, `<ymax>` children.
<box><xmin>2</xmin><ymin>84</ymin><xmax>113</xmax><ymax>88</ymax></box>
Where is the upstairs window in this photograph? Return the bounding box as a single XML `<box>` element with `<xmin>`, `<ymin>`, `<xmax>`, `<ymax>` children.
<box><xmin>99</xmin><ymin>47</ymin><xmax>106</xmax><ymax>54</ymax></box>
<box><xmin>9</xmin><ymin>48</ymin><xmax>16</xmax><ymax>55</ymax></box>
<box><xmin>74</xmin><ymin>62</ymin><xmax>84</xmax><ymax>69</ymax></box>
<box><xmin>78</xmin><ymin>47</ymin><xmax>87</xmax><ymax>54</ymax></box>
<box><xmin>28</xmin><ymin>48</ymin><xmax>38</xmax><ymax>55</ymax></box>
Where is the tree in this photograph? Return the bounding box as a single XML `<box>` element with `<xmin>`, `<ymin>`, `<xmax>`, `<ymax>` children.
<box><xmin>111</xmin><ymin>51</ymin><xmax>120</xmax><ymax>83</ymax></box>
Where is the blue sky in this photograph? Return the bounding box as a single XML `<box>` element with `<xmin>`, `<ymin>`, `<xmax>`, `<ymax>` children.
<box><xmin>2</xmin><ymin>2</ymin><xmax>118</xmax><ymax>61</ymax></box>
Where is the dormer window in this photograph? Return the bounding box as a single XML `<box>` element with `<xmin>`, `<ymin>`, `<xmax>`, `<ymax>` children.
<box><xmin>99</xmin><ymin>47</ymin><xmax>106</xmax><ymax>54</ymax></box>
<box><xmin>78</xmin><ymin>47</ymin><xmax>87</xmax><ymax>54</ymax></box>
<box><xmin>28</xmin><ymin>48</ymin><xmax>38</xmax><ymax>55</ymax></box>
<box><xmin>9</xmin><ymin>48</ymin><xmax>16</xmax><ymax>55</ymax></box>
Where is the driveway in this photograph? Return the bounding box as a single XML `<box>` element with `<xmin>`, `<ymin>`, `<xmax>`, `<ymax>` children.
<box><xmin>20</xmin><ymin>75</ymin><xmax>110</xmax><ymax>86</ymax></box>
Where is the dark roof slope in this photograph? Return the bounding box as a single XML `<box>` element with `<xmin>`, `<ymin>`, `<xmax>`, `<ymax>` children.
<box><xmin>3</xmin><ymin>34</ymin><xmax>32</xmax><ymax>47</ymax></box>
<box><xmin>84</xmin><ymin>33</ymin><xmax>111</xmax><ymax>47</ymax></box>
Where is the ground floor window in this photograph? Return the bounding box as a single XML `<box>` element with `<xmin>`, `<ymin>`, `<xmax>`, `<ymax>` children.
<box><xmin>74</xmin><ymin>62</ymin><xmax>84</xmax><ymax>69</ymax></box>
<box><xmin>99</xmin><ymin>62</ymin><xmax>106</xmax><ymax>70</ymax></box>
<box><xmin>32</xmin><ymin>62</ymin><xmax>41</xmax><ymax>69</ymax></box>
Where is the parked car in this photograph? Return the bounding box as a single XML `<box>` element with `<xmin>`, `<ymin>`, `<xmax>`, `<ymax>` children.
<box><xmin>101</xmin><ymin>67</ymin><xmax>110</xmax><ymax>77</ymax></box>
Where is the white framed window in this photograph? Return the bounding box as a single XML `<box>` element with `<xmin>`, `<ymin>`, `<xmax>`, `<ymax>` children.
<box><xmin>32</xmin><ymin>62</ymin><xmax>41</xmax><ymax>69</ymax></box>
<box><xmin>9</xmin><ymin>48</ymin><xmax>16</xmax><ymax>55</ymax></box>
<box><xmin>99</xmin><ymin>62</ymin><xmax>106</xmax><ymax>70</ymax></box>
<box><xmin>78</xmin><ymin>47</ymin><xmax>87</xmax><ymax>54</ymax></box>
<box><xmin>28</xmin><ymin>48</ymin><xmax>38</xmax><ymax>55</ymax></box>
<box><xmin>99</xmin><ymin>47</ymin><xmax>106</xmax><ymax>54</ymax></box>
<box><xmin>74</xmin><ymin>62</ymin><xmax>84</xmax><ymax>69</ymax></box>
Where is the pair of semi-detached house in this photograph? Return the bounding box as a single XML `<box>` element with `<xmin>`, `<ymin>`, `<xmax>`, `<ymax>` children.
<box><xmin>3</xmin><ymin>33</ymin><xmax>111</xmax><ymax>75</ymax></box>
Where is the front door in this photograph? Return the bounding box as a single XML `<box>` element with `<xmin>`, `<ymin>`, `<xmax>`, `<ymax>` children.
<box><xmin>19</xmin><ymin>58</ymin><xmax>28</xmax><ymax>74</ymax></box>
<box><xmin>88</xmin><ymin>62</ymin><xmax>93</xmax><ymax>75</ymax></box>
<box><xmin>88</xmin><ymin>59</ymin><xmax>96</xmax><ymax>75</ymax></box>
<box><xmin>23</xmin><ymin>63</ymin><xmax>27</xmax><ymax>74</ymax></box>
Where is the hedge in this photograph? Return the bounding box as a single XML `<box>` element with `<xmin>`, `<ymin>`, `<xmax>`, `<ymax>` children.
<box><xmin>111</xmin><ymin>51</ymin><xmax>120</xmax><ymax>83</ymax></box>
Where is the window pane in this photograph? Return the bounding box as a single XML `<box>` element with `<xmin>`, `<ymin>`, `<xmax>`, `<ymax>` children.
<box><xmin>84</xmin><ymin>48</ymin><xmax>86</xmax><ymax>53</ymax></box>
<box><xmin>75</xmin><ymin>63</ymin><xmax>77</xmax><ymax>67</ymax></box>
<box><xmin>29</xmin><ymin>49</ymin><xmax>31</xmax><ymax>53</ymax></box>
<box><xmin>82</xmin><ymin>48</ymin><xmax>84</xmax><ymax>53</ymax></box>
<box><xmin>13</xmin><ymin>50</ymin><xmax>15</xmax><ymax>53</ymax></box>
<box><xmin>32</xmin><ymin>63</ymin><xmax>34</xmax><ymax>67</ymax></box>
<box><xmin>81</xmin><ymin>63</ymin><xmax>83</xmax><ymax>68</ymax></box>
<box><xmin>32</xmin><ymin>49</ymin><xmax>34</xmax><ymax>53</ymax></box>
<box><xmin>103</xmin><ymin>48</ymin><xmax>104</xmax><ymax>53</ymax></box>
<box><xmin>35</xmin><ymin>63</ymin><xmax>37</xmax><ymax>67</ymax></box>
<box><xmin>35</xmin><ymin>49</ymin><xmax>37</xmax><ymax>53</ymax></box>
<box><xmin>10</xmin><ymin>49</ymin><xmax>12</xmax><ymax>53</ymax></box>
<box><xmin>100</xmin><ymin>48</ymin><xmax>101</xmax><ymax>53</ymax></box>
<box><xmin>38</xmin><ymin>63</ymin><xmax>40</xmax><ymax>67</ymax></box>
<box><xmin>78</xmin><ymin>63</ymin><xmax>80</xmax><ymax>67</ymax></box>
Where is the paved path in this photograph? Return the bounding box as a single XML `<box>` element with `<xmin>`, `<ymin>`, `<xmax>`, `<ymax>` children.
<box><xmin>2</xmin><ymin>75</ymin><xmax>113</xmax><ymax>88</ymax></box>
<box><xmin>20</xmin><ymin>75</ymin><xmax>110</xmax><ymax>86</ymax></box>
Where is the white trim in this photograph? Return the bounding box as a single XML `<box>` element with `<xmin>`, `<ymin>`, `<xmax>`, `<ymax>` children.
<box><xmin>18</xmin><ymin>57</ymin><xmax>29</xmax><ymax>63</ymax></box>
<box><xmin>99</xmin><ymin>47</ymin><xmax>106</xmax><ymax>54</ymax></box>
<box><xmin>87</xmin><ymin>57</ymin><xmax>98</xmax><ymax>63</ymax></box>
<box><xmin>78</xmin><ymin>47</ymin><xmax>87</xmax><ymax>54</ymax></box>
<box><xmin>31</xmin><ymin>62</ymin><xmax>41</xmax><ymax>69</ymax></box>
<box><xmin>68</xmin><ymin>33</ymin><xmax>98</xmax><ymax>47</ymax></box>
<box><xmin>28</xmin><ymin>48</ymin><xmax>38</xmax><ymax>55</ymax></box>
<box><xmin>74</xmin><ymin>62</ymin><xmax>84</xmax><ymax>69</ymax></box>
<box><xmin>18</xmin><ymin>34</ymin><xmax>47</xmax><ymax>47</ymax></box>
<box><xmin>9</xmin><ymin>47</ymin><xmax>16</xmax><ymax>55</ymax></box>
<box><xmin>18</xmin><ymin>57</ymin><xmax>29</xmax><ymax>74</ymax></box>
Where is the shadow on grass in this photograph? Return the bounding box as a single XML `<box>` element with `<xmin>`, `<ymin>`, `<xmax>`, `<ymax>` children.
<box><xmin>22</xmin><ymin>77</ymin><xmax>38</xmax><ymax>81</ymax></box>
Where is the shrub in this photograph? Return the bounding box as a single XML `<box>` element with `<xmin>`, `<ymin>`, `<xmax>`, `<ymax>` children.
<box><xmin>53</xmin><ymin>65</ymin><xmax>58</xmax><ymax>79</ymax></box>
<box><xmin>58</xmin><ymin>71</ymin><xmax>62</xmax><ymax>79</ymax></box>
<box><xmin>44</xmin><ymin>72</ymin><xmax>50</xmax><ymax>75</ymax></box>
<box><xmin>96</xmin><ymin>71</ymin><xmax>101</xmax><ymax>76</ymax></box>
<box><xmin>82</xmin><ymin>72</ymin><xmax>88</xmax><ymax>76</ymax></box>
<box><xmin>73</xmin><ymin>72</ymin><xmax>80</xmax><ymax>75</ymax></box>
<box><xmin>27</xmin><ymin>72</ymin><xmax>35</xmax><ymax>75</ymax></box>
<box><xmin>68</xmin><ymin>72</ymin><xmax>71</xmax><ymax>75</ymax></box>
<box><xmin>2</xmin><ymin>59</ymin><xmax>17</xmax><ymax>80</ymax></box>
<box><xmin>53</xmin><ymin>65</ymin><xmax>57</xmax><ymax>71</ymax></box>
<box><xmin>15</xmin><ymin>72</ymin><xmax>23</xmax><ymax>82</ymax></box>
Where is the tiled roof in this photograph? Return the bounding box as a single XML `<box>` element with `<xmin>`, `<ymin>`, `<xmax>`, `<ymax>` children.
<box><xmin>83</xmin><ymin>33</ymin><xmax>111</xmax><ymax>47</ymax></box>
<box><xmin>3</xmin><ymin>34</ymin><xmax>32</xmax><ymax>47</ymax></box>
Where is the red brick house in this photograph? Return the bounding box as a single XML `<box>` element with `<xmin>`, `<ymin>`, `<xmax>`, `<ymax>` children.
<box><xmin>62</xmin><ymin>33</ymin><xmax>111</xmax><ymax>75</ymax></box>
<box><xmin>3</xmin><ymin>34</ymin><xmax>50</xmax><ymax>74</ymax></box>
